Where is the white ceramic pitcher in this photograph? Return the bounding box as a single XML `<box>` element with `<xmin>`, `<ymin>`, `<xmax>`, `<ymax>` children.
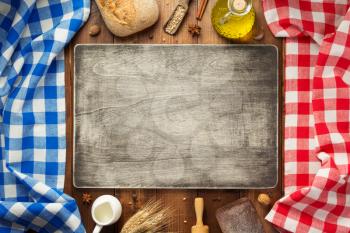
<box><xmin>91</xmin><ymin>195</ymin><xmax>122</xmax><ymax>233</ymax></box>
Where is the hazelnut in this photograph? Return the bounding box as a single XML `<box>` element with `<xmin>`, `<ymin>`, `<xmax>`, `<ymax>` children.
<box><xmin>89</xmin><ymin>25</ymin><xmax>101</xmax><ymax>37</ymax></box>
<box><xmin>257</xmin><ymin>193</ymin><xmax>271</xmax><ymax>206</ymax></box>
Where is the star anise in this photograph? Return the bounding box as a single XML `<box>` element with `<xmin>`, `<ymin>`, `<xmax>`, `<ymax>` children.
<box><xmin>188</xmin><ymin>24</ymin><xmax>201</xmax><ymax>37</ymax></box>
<box><xmin>82</xmin><ymin>193</ymin><xmax>93</xmax><ymax>205</ymax></box>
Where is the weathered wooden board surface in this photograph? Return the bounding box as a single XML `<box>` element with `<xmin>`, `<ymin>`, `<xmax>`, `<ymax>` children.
<box><xmin>73</xmin><ymin>44</ymin><xmax>278</xmax><ymax>188</ymax></box>
<box><xmin>64</xmin><ymin>0</ymin><xmax>284</xmax><ymax>232</ymax></box>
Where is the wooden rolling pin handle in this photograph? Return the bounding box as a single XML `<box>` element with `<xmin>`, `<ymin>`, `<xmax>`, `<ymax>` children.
<box><xmin>195</xmin><ymin>198</ymin><xmax>204</xmax><ymax>226</ymax></box>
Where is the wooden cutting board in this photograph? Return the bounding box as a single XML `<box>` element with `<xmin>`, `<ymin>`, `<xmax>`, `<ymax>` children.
<box><xmin>73</xmin><ymin>44</ymin><xmax>278</xmax><ymax>188</ymax></box>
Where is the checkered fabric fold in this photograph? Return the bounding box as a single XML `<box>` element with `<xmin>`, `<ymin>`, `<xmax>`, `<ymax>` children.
<box><xmin>0</xmin><ymin>0</ymin><xmax>89</xmax><ymax>232</ymax></box>
<box><xmin>263</xmin><ymin>0</ymin><xmax>350</xmax><ymax>232</ymax></box>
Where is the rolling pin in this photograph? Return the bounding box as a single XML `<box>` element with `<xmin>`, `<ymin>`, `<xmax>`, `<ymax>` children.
<box><xmin>192</xmin><ymin>198</ymin><xmax>209</xmax><ymax>233</ymax></box>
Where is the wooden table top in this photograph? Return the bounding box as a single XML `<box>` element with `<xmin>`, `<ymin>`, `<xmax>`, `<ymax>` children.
<box><xmin>63</xmin><ymin>0</ymin><xmax>284</xmax><ymax>232</ymax></box>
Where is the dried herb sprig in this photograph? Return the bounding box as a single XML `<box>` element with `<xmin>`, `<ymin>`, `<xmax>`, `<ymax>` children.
<box><xmin>121</xmin><ymin>199</ymin><xmax>174</xmax><ymax>233</ymax></box>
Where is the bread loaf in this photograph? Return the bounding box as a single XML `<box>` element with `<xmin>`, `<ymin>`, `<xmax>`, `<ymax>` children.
<box><xmin>95</xmin><ymin>0</ymin><xmax>159</xmax><ymax>37</ymax></box>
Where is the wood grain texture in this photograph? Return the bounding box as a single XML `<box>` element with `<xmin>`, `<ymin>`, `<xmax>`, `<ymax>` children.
<box><xmin>64</xmin><ymin>0</ymin><xmax>284</xmax><ymax>232</ymax></box>
<box><xmin>64</xmin><ymin>1</ymin><xmax>115</xmax><ymax>232</ymax></box>
<box><xmin>74</xmin><ymin>45</ymin><xmax>278</xmax><ymax>189</ymax></box>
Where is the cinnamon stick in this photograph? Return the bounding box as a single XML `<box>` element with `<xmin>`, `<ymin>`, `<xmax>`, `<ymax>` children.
<box><xmin>196</xmin><ymin>0</ymin><xmax>209</xmax><ymax>20</ymax></box>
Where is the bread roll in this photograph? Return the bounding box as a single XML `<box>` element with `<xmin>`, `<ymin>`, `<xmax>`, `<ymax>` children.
<box><xmin>95</xmin><ymin>0</ymin><xmax>159</xmax><ymax>37</ymax></box>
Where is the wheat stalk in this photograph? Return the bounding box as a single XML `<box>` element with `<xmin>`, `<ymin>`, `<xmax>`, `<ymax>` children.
<box><xmin>121</xmin><ymin>199</ymin><xmax>174</xmax><ymax>233</ymax></box>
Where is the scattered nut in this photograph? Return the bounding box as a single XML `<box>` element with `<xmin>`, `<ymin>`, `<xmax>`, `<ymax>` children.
<box><xmin>183</xmin><ymin>220</ymin><xmax>187</xmax><ymax>223</ymax></box>
<box><xmin>253</xmin><ymin>31</ymin><xmax>264</xmax><ymax>41</ymax></box>
<box><xmin>257</xmin><ymin>193</ymin><xmax>271</xmax><ymax>206</ymax></box>
<box><xmin>149</xmin><ymin>34</ymin><xmax>154</xmax><ymax>39</ymax></box>
<box><xmin>182</xmin><ymin>197</ymin><xmax>187</xmax><ymax>201</ymax></box>
<box><xmin>89</xmin><ymin>24</ymin><xmax>101</xmax><ymax>37</ymax></box>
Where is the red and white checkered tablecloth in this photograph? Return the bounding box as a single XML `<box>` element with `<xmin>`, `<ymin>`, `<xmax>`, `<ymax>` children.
<box><xmin>263</xmin><ymin>0</ymin><xmax>350</xmax><ymax>232</ymax></box>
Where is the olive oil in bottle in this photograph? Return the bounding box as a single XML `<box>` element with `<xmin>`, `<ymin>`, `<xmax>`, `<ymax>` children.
<box><xmin>211</xmin><ymin>0</ymin><xmax>255</xmax><ymax>40</ymax></box>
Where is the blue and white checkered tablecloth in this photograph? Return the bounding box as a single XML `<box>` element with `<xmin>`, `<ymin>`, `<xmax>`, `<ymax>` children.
<box><xmin>0</xmin><ymin>0</ymin><xmax>89</xmax><ymax>232</ymax></box>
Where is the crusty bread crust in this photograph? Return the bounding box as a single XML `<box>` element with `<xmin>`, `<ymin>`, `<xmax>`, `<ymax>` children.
<box><xmin>96</xmin><ymin>0</ymin><xmax>159</xmax><ymax>37</ymax></box>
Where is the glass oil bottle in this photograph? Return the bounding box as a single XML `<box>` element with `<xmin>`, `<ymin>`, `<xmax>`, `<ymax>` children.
<box><xmin>211</xmin><ymin>0</ymin><xmax>255</xmax><ymax>40</ymax></box>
